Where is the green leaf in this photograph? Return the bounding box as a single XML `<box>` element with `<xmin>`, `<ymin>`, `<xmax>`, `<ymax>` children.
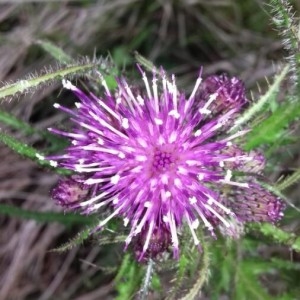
<box><xmin>245</xmin><ymin>101</ymin><xmax>300</xmax><ymax>150</ymax></box>
<box><xmin>114</xmin><ymin>253</ymin><xmax>131</xmax><ymax>284</ymax></box>
<box><xmin>276</xmin><ymin>168</ymin><xmax>300</xmax><ymax>191</ymax></box>
<box><xmin>0</xmin><ymin>131</ymin><xmax>45</xmax><ymax>161</ymax></box>
<box><xmin>0</xmin><ymin>110</ymin><xmax>67</xmax><ymax>152</ymax></box>
<box><xmin>255</xmin><ymin>223</ymin><xmax>300</xmax><ymax>252</ymax></box>
<box><xmin>235</xmin><ymin>260</ymin><xmax>273</xmax><ymax>300</ymax></box>
<box><xmin>134</xmin><ymin>51</ymin><xmax>158</xmax><ymax>73</ymax></box>
<box><xmin>112</xmin><ymin>46</ymin><xmax>131</xmax><ymax>67</ymax></box>
<box><xmin>114</xmin><ymin>254</ymin><xmax>144</xmax><ymax>300</ymax></box>
<box><xmin>52</xmin><ymin>227</ymin><xmax>94</xmax><ymax>252</ymax></box>
<box><xmin>0</xmin><ymin>60</ymin><xmax>103</xmax><ymax>100</ymax></box>
<box><xmin>270</xmin><ymin>257</ymin><xmax>300</xmax><ymax>271</ymax></box>
<box><xmin>0</xmin><ymin>110</ymin><xmax>35</xmax><ymax>135</ymax></box>
<box><xmin>0</xmin><ymin>203</ymin><xmax>96</xmax><ymax>226</ymax></box>
<box><xmin>171</xmin><ymin>229</ymin><xmax>210</xmax><ymax>300</ymax></box>
<box><xmin>179</xmin><ymin>245</ymin><xmax>210</xmax><ymax>300</ymax></box>
<box><xmin>50</xmin><ymin>223</ymin><xmax>126</xmax><ymax>253</ymax></box>
<box><xmin>36</xmin><ymin>39</ymin><xmax>73</xmax><ymax>64</ymax></box>
<box><xmin>0</xmin><ymin>131</ymin><xmax>70</xmax><ymax>174</ymax></box>
<box><xmin>231</xmin><ymin>65</ymin><xmax>289</xmax><ymax>131</ymax></box>
<box><xmin>151</xmin><ymin>273</ymin><xmax>162</xmax><ymax>292</ymax></box>
<box><xmin>210</xmin><ymin>240</ymin><xmax>236</xmax><ymax>298</ymax></box>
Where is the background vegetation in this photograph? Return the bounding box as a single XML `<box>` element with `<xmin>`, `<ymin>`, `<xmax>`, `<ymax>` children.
<box><xmin>0</xmin><ymin>0</ymin><xmax>300</xmax><ymax>299</ymax></box>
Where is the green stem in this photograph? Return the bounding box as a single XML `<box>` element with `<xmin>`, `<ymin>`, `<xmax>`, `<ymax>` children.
<box><xmin>139</xmin><ymin>259</ymin><xmax>154</xmax><ymax>300</ymax></box>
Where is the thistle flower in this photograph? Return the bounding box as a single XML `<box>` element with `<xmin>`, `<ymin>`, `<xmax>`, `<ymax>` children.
<box><xmin>52</xmin><ymin>175</ymin><xmax>90</xmax><ymax>208</ymax></box>
<box><xmin>218</xmin><ymin>145</ymin><xmax>266</xmax><ymax>174</ymax></box>
<box><xmin>221</xmin><ymin>181</ymin><xmax>284</xmax><ymax>223</ymax></box>
<box><xmin>196</xmin><ymin>74</ymin><xmax>248</xmax><ymax>115</ymax></box>
<box><xmin>134</xmin><ymin>224</ymin><xmax>171</xmax><ymax>261</ymax></box>
<box><xmin>45</xmin><ymin>67</ymin><xmax>284</xmax><ymax>260</ymax></box>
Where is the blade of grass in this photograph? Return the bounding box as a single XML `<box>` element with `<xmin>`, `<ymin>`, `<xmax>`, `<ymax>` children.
<box><xmin>36</xmin><ymin>39</ymin><xmax>73</xmax><ymax>64</ymax></box>
<box><xmin>0</xmin><ymin>131</ymin><xmax>70</xmax><ymax>174</ymax></box>
<box><xmin>0</xmin><ymin>109</ymin><xmax>69</xmax><ymax>152</ymax></box>
<box><xmin>0</xmin><ymin>110</ymin><xmax>35</xmax><ymax>135</ymax></box>
<box><xmin>0</xmin><ymin>203</ymin><xmax>96</xmax><ymax>226</ymax></box>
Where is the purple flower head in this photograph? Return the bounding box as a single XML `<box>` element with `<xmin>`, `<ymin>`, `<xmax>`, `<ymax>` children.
<box><xmin>52</xmin><ymin>175</ymin><xmax>90</xmax><ymax>208</ymax></box>
<box><xmin>46</xmin><ymin>67</ymin><xmax>284</xmax><ymax>260</ymax></box>
<box><xmin>219</xmin><ymin>145</ymin><xmax>266</xmax><ymax>174</ymax></box>
<box><xmin>133</xmin><ymin>224</ymin><xmax>171</xmax><ymax>262</ymax></box>
<box><xmin>197</xmin><ymin>74</ymin><xmax>248</xmax><ymax>115</ymax></box>
<box><xmin>221</xmin><ymin>181</ymin><xmax>285</xmax><ymax>223</ymax></box>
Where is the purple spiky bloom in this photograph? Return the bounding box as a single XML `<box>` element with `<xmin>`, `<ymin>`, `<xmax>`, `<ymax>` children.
<box><xmin>221</xmin><ymin>181</ymin><xmax>284</xmax><ymax>223</ymax></box>
<box><xmin>197</xmin><ymin>74</ymin><xmax>247</xmax><ymax>114</ymax></box>
<box><xmin>134</xmin><ymin>223</ymin><xmax>171</xmax><ymax>261</ymax></box>
<box><xmin>52</xmin><ymin>175</ymin><xmax>90</xmax><ymax>208</ymax></box>
<box><xmin>45</xmin><ymin>67</ymin><xmax>284</xmax><ymax>260</ymax></box>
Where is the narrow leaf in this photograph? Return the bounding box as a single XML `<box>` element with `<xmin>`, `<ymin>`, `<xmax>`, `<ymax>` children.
<box><xmin>36</xmin><ymin>39</ymin><xmax>73</xmax><ymax>64</ymax></box>
<box><xmin>0</xmin><ymin>131</ymin><xmax>70</xmax><ymax>174</ymax></box>
<box><xmin>231</xmin><ymin>65</ymin><xmax>289</xmax><ymax>131</ymax></box>
<box><xmin>115</xmin><ymin>254</ymin><xmax>144</xmax><ymax>300</ymax></box>
<box><xmin>0</xmin><ymin>203</ymin><xmax>96</xmax><ymax>226</ymax></box>
<box><xmin>0</xmin><ymin>109</ymin><xmax>69</xmax><ymax>153</ymax></box>
<box><xmin>0</xmin><ymin>61</ymin><xmax>102</xmax><ymax>100</ymax></box>
<box><xmin>134</xmin><ymin>51</ymin><xmax>158</xmax><ymax>73</ymax></box>
<box><xmin>256</xmin><ymin>223</ymin><xmax>300</xmax><ymax>252</ymax></box>
<box><xmin>52</xmin><ymin>227</ymin><xmax>94</xmax><ymax>252</ymax></box>
<box><xmin>276</xmin><ymin>168</ymin><xmax>300</xmax><ymax>191</ymax></box>
<box><xmin>0</xmin><ymin>110</ymin><xmax>35</xmax><ymax>134</ymax></box>
<box><xmin>245</xmin><ymin>100</ymin><xmax>300</xmax><ymax>149</ymax></box>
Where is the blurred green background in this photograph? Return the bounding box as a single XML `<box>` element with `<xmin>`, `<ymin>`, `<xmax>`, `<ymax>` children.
<box><xmin>0</xmin><ymin>1</ymin><xmax>300</xmax><ymax>299</ymax></box>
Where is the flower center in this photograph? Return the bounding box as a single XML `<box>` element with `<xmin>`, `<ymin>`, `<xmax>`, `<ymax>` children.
<box><xmin>153</xmin><ymin>150</ymin><xmax>172</xmax><ymax>170</ymax></box>
<box><xmin>151</xmin><ymin>144</ymin><xmax>178</xmax><ymax>173</ymax></box>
